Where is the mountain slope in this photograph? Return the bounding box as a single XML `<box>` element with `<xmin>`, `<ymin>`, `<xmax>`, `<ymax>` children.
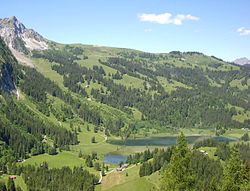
<box><xmin>0</xmin><ymin>37</ymin><xmax>16</xmax><ymax>92</ymax></box>
<box><xmin>28</xmin><ymin>43</ymin><xmax>250</xmax><ymax>131</ymax></box>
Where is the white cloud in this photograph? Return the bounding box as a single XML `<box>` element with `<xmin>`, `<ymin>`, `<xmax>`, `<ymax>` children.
<box><xmin>138</xmin><ymin>12</ymin><xmax>199</xmax><ymax>25</ymax></box>
<box><xmin>237</xmin><ymin>27</ymin><xmax>250</xmax><ymax>36</ymax></box>
<box><xmin>144</xmin><ymin>28</ymin><xmax>152</xmax><ymax>32</ymax></box>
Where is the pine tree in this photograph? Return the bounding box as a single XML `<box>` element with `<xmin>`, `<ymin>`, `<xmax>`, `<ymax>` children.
<box><xmin>240</xmin><ymin>133</ymin><xmax>249</xmax><ymax>142</ymax></box>
<box><xmin>94</xmin><ymin>126</ymin><xmax>98</xmax><ymax>133</ymax></box>
<box><xmin>7</xmin><ymin>178</ymin><xmax>16</xmax><ymax>191</ymax></box>
<box><xmin>105</xmin><ymin>165</ymin><xmax>109</xmax><ymax>172</ymax></box>
<box><xmin>101</xmin><ymin>168</ymin><xmax>105</xmax><ymax>176</ymax></box>
<box><xmin>16</xmin><ymin>186</ymin><xmax>22</xmax><ymax>191</ymax></box>
<box><xmin>101</xmin><ymin>163</ymin><xmax>106</xmax><ymax>176</ymax></box>
<box><xmin>161</xmin><ymin>132</ymin><xmax>194</xmax><ymax>191</ymax></box>
<box><xmin>94</xmin><ymin>162</ymin><xmax>100</xmax><ymax>171</ymax></box>
<box><xmin>86</xmin><ymin>155</ymin><xmax>93</xmax><ymax>167</ymax></box>
<box><xmin>222</xmin><ymin>147</ymin><xmax>243</xmax><ymax>191</ymax></box>
<box><xmin>0</xmin><ymin>181</ymin><xmax>7</xmax><ymax>191</ymax></box>
<box><xmin>91</xmin><ymin>136</ymin><xmax>96</xmax><ymax>143</ymax></box>
<box><xmin>78</xmin><ymin>150</ymin><xmax>83</xmax><ymax>158</ymax></box>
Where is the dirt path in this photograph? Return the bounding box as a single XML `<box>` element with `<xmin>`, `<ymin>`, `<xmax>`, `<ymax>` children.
<box><xmin>98</xmin><ymin>171</ymin><xmax>103</xmax><ymax>183</ymax></box>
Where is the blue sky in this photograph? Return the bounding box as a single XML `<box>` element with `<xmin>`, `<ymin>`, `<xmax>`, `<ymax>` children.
<box><xmin>1</xmin><ymin>0</ymin><xmax>250</xmax><ymax>61</ymax></box>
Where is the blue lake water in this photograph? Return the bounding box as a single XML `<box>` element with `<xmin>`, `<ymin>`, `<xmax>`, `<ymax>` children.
<box><xmin>107</xmin><ymin>136</ymin><xmax>237</xmax><ymax>147</ymax></box>
<box><xmin>103</xmin><ymin>154</ymin><xmax>127</xmax><ymax>164</ymax></box>
<box><xmin>104</xmin><ymin>136</ymin><xmax>237</xmax><ymax>164</ymax></box>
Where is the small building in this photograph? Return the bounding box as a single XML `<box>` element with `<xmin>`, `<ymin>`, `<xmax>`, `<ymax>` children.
<box><xmin>200</xmin><ymin>150</ymin><xmax>208</xmax><ymax>155</ymax></box>
<box><xmin>9</xmin><ymin>175</ymin><xmax>17</xmax><ymax>180</ymax></box>
<box><xmin>116</xmin><ymin>163</ymin><xmax>129</xmax><ymax>171</ymax></box>
<box><xmin>122</xmin><ymin>164</ymin><xmax>129</xmax><ymax>168</ymax></box>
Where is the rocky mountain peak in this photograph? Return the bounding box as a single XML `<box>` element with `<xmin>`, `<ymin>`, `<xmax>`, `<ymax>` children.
<box><xmin>233</xmin><ymin>57</ymin><xmax>250</xmax><ymax>66</ymax></box>
<box><xmin>10</xmin><ymin>16</ymin><xmax>26</xmax><ymax>33</ymax></box>
<box><xmin>0</xmin><ymin>16</ymin><xmax>48</xmax><ymax>66</ymax></box>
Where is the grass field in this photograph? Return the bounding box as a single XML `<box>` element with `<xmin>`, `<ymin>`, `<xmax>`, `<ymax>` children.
<box><xmin>229</xmin><ymin>77</ymin><xmax>250</xmax><ymax>90</ymax></box>
<box><xmin>101</xmin><ymin>163</ymin><xmax>160</xmax><ymax>191</ymax></box>
<box><xmin>226</xmin><ymin>104</ymin><xmax>250</xmax><ymax>123</ymax></box>
<box><xmin>23</xmin><ymin>151</ymin><xmax>84</xmax><ymax>169</ymax></box>
<box><xmin>206</xmin><ymin>75</ymin><xmax>222</xmax><ymax>87</ymax></box>
<box><xmin>114</xmin><ymin>74</ymin><xmax>145</xmax><ymax>89</ymax></box>
<box><xmin>32</xmin><ymin>58</ymin><xmax>66</xmax><ymax>90</ymax></box>
<box><xmin>77</xmin><ymin>55</ymin><xmax>117</xmax><ymax>76</ymax></box>
<box><xmin>183</xmin><ymin>54</ymin><xmax>239</xmax><ymax>71</ymax></box>
<box><xmin>198</xmin><ymin>146</ymin><xmax>218</xmax><ymax>160</ymax></box>
<box><xmin>232</xmin><ymin>111</ymin><xmax>250</xmax><ymax>123</ymax></box>
<box><xmin>157</xmin><ymin>76</ymin><xmax>191</xmax><ymax>93</ymax></box>
<box><xmin>224</xmin><ymin>128</ymin><xmax>248</xmax><ymax>138</ymax></box>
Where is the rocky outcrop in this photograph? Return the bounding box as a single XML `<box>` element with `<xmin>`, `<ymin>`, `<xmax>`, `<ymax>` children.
<box><xmin>233</xmin><ymin>57</ymin><xmax>250</xmax><ymax>66</ymax></box>
<box><xmin>0</xmin><ymin>16</ymin><xmax>48</xmax><ymax>52</ymax></box>
<box><xmin>0</xmin><ymin>16</ymin><xmax>48</xmax><ymax>66</ymax></box>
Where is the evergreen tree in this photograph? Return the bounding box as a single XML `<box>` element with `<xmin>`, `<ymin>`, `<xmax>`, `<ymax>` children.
<box><xmin>94</xmin><ymin>126</ymin><xmax>98</xmax><ymax>133</ymax></box>
<box><xmin>101</xmin><ymin>163</ymin><xmax>106</xmax><ymax>176</ymax></box>
<box><xmin>94</xmin><ymin>162</ymin><xmax>100</xmax><ymax>171</ymax></box>
<box><xmin>222</xmin><ymin>147</ymin><xmax>243</xmax><ymax>191</ymax></box>
<box><xmin>86</xmin><ymin>155</ymin><xmax>93</xmax><ymax>167</ymax></box>
<box><xmin>0</xmin><ymin>182</ymin><xmax>7</xmax><ymax>191</ymax></box>
<box><xmin>240</xmin><ymin>163</ymin><xmax>250</xmax><ymax>191</ymax></box>
<box><xmin>7</xmin><ymin>178</ymin><xmax>16</xmax><ymax>191</ymax></box>
<box><xmin>16</xmin><ymin>187</ymin><xmax>22</xmax><ymax>191</ymax></box>
<box><xmin>105</xmin><ymin>165</ymin><xmax>109</xmax><ymax>172</ymax></box>
<box><xmin>47</xmin><ymin>146</ymin><xmax>57</xmax><ymax>155</ymax></box>
<box><xmin>91</xmin><ymin>136</ymin><xmax>96</xmax><ymax>143</ymax></box>
<box><xmin>240</xmin><ymin>133</ymin><xmax>249</xmax><ymax>142</ymax></box>
<box><xmin>161</xmin><ymin>132</ymin><xmax>194</xmax><ymax>191</ymax></box>
<box><xmin>78</xmin><ymin>150</ymin><xmax>83</xmax><ymax>158</ymax></box>
<box><xmin>101</xmin><ymin>168</ymin><xmax>105</xmax><ymax>176</ymax></box>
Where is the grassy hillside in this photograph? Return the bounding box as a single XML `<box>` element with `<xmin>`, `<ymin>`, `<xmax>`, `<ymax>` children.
<box><xmin>101</xmin><ymin>164</ymin><xmax>160</xmax><ymax>191</ymax></box>
<box><xmin>30</xmin><ymin>43</ymin><xmax>250</xmax><ymax>132</ymax></box>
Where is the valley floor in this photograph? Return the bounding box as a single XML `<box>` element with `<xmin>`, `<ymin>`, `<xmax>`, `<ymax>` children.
<box><xmin>4</xmin><ymin>127</ymin><xmax>246</xmax><ymax>191</ymax></box>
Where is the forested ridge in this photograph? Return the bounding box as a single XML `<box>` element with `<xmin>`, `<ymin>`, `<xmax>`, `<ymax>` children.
<box><xmin>29</xmin><ymin>46</ymin><xmax>250</xmax><ymax>132</ymax></box>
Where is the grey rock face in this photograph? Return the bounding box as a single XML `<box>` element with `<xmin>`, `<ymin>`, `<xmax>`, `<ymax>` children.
<box><xmin>233</xmin><ymin>57</ymin><xmax>250</xmax><ymax>66</ymax></box>
<box><xmin>0</xmin><ymin>16</ymin><xmax>48</xmax><ymax>54</ymax></box>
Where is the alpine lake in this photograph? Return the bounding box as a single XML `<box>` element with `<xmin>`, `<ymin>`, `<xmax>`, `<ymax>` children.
<box><xmin>103</xmin><ymin>135</ymin><xmax>237</xmax><ymax>164</ymax></box>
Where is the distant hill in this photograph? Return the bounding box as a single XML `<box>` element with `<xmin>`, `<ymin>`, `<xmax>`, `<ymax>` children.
<box><xmin>234</xmin><ymin>57</ymin><xmax>250</xmax><ymax>66</ymax></box>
